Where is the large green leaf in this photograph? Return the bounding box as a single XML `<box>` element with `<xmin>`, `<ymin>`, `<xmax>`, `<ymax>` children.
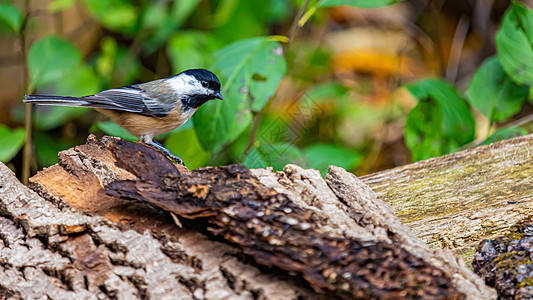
<box><xmin>304</xmin><ymin>143</ymin><xmax>362</xmax><ymax>175</ymax></box>
<box><xmin>28</xmin><ymin>36</ymin><xmax>82</xmax><ymax>89</ymax></box>
<box><xmin>405</xmin><ymin>79</ymin><xmax>475</xmax><ymax>161</ymax></box>
<box><xmin>0</xmin><ymin>125</ymin><xmax>25</xmax><ymax>162</ymax></box>
<box><xmin>495</xmin><ymin>2</ymin><xmax>533</xmax><ymax>85</ymax></box>
<box><xmin>466</xmin><ymin>56</ymin><xmax>528</xmax><ymax>122</ymax></box>
<box><xmin>320</xmin><ymin>0</ymin><xmax>399</xmax><ymax>8</ymax></box>
<box><xmin>214</xmin><ymin>37</ymin><xmax>286</xmax><ymax>112</ymax></box>
<box><xmin>0</xmin><ymin>3</ymin><xmax>22</xmax><ymax>32</ymax></box>
<box><xmin>164</xmin><ymin>129</ymin><xmax>210</xmax><ymax>170</ymax></box>
<box><xmin>193</xmin><ymin>37</ymin><xmax>286</xmax><ymax>152</ymax></box>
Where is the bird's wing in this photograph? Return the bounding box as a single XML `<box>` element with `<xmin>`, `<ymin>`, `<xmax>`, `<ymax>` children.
<box><xmin>81</xmin><ymin>86</ymin><xmax>169</xmax><ymax>117</ymax></box>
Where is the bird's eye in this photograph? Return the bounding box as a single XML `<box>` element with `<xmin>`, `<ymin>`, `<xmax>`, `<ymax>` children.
<box><xmin>201</xmin><ymin>81</ymin><xmax>209</xmax><ymax>87</ymax></box>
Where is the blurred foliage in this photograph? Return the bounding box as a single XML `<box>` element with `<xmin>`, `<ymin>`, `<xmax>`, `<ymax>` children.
<box><xmin>405</xmin><ymin>79</ymin><xmax>475</xmax><ymax>161</ymax></box>
<box><xmin>404</xmin><ymin>1</ymin><xmax>533</xmax><ymax>161</ymax></box>
<box><xmin>1</xmin><ymin>0</ymin><xmax>533</xmax><ymax>177</ymax></box>
<box><xmin>0</xmin><ymin>125</ymin><xmax>24</xmax><ymax>162</ymax></box>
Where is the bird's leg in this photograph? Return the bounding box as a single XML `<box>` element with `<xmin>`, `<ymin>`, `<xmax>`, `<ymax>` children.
<box><xmin>145</xmin><ymin>139</ymin><xmax>185</xmax><ymax>165</ymax></box>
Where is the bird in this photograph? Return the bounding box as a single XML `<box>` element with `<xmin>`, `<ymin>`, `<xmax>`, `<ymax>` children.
<box><xmin>24</xmin><ymin>68</ymin><xmax>223</xmax><ymax>165</ymax></box>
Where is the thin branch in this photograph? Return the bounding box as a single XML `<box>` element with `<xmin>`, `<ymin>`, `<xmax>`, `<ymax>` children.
<box><xmin>243</xmin><ymin>108</ymin><xmax>264</xmax><ymax>158</ymax></box>
<box><xmin>288</xmin><ymin>0</ymin><xmax>310</xmax><ymax>40</ymax></box>
<box><xmin>21</xmin><ymin>0</ymin><xmax>32</xmax><ymax>185</ymax></box>
<box><xmin>506</xmin><ymin>113</ymin><xmax>533</xmax><ymax>128</ymax></box>
<box><xmin>445</xmin><ymin>15</ymin><xmax>470</xmax><ymax>83</ymax></box>
<box><xmin>241</xmin><ymin>0</ymin><xmax>311</xmax><ymax>160</ymax></box>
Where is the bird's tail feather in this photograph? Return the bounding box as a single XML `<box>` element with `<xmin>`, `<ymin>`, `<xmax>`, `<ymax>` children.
<box><xmin>23</xmin><ymin>95</ymin><xmax>90</xmax><ymax>107</ymax></box>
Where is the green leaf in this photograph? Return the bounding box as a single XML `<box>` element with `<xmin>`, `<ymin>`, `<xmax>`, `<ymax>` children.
<box><xmin>164</xmin><ymin>129</ymin><xmax>210</xmax><ymax>170</ymax></box>
<box><xmin>304</xmin><ymin>144</ymin><xmax>362</xmax><ymax>175</ymax></box>
<box><xmin>466</xmin><ymin>56</ymin><xmax>529</xmax><ymax>122</ymax></box>
<box><xmin>405</xmin><ymin>79</ymin><xmax>475</xmax><ymax>161</ymax></box>
<box><xmin>34</xmin><ymin>107</ymin><xmax>88</xmax><ymax>131</ymax></box>
<box><xmin>33</xmin><ymin>132</ymin><xmax>77</xmax><ymax>167</ymax></box>
<box><xmin>480</xmin><ymin>127</ymin><xmax>528</xmax><ymax>146</ymax></box>
<box><xmin>96</xmin><ymin>37</ymin><xmax>118</xmax><ymax>81</ymax></box>
<box><xmin>0</xmin><ymin>3</ymin><xmax>22</xmax><ymax>32</ymax></box>
<box><xmin>92</xmin><ymin>121</ymin><xmax>137</xmax><ymax>141</ymax></box>
<box><xmin>142</xmin><ymin>2</ymin><xmax>168</xmax><ymax>30</ymax></box>
<box><xmin>242</xmin><ymin>148</ymin><xmax>267</xmax><ymax>169</ymax></box>
<box><xmin>28</xmin><ymin>36</ymin><xmax>82</xmax><ymax>89</ymax></box>
<box><xmin>0</xmin><ymin>125</ymin><xmax>25</xmax><ymax>162</ymax></box>
<box><xmin>319</xmin><ymin>0</ymin><xmax>399</xmax><ymax>8</ymax></box>
<box><xmin>214</xmin><ymin>36</ymin><xmax>286</xmax><ymax>112</ymax></box>
<box><xmin>495</xmin><ymin>1</ymin><xmax>533</xmax><ymax>85</ymax></box>
<box><xmin>193</xmin><ymin>37</ymin><xmax>286</xmax><ymax>152</ymax></box>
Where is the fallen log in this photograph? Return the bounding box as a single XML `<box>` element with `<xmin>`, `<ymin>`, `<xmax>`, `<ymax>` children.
<box><xmin>0</xmin><ymin>135</ymin><xmax>494</xmax><ymax>299</ymax></box>
<box><xmin>361</xmin><ymin>134</ymin><xmax>533</xmax><ymax>264</ymax></box>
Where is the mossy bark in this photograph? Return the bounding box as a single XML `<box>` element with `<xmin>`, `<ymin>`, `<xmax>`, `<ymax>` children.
<box><xmin>361</xmin><ymin>134</ymin><xmax>533</xmax><ymax>265</ymax></box>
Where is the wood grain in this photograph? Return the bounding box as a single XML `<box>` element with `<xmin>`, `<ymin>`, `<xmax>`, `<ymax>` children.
<box><xmin>361</xmin><ymin>134</ymin><xmax>533</xmax><ymax>264</ymax></box>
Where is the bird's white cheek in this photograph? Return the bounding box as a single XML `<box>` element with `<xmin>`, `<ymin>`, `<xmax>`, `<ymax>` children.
<box><xmin>166</xmin><ymin>75</ymin><xmax>196</xmax><ymax>96</ymax></box>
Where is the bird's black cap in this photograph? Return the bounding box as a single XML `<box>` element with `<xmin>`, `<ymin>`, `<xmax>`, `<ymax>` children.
<box><xmin>180</xmin><ymin>69</ymin><xmax>221</xmax><ymax>92</ymax></box>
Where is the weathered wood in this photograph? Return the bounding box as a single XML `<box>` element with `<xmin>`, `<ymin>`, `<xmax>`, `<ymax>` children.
<box><xmin>0</xmin><ymin>135</ymin><xmax>495</xmax><ymax>299</ymax></box>
<box><xmin>361</xmin><ymin>133</ymin><xmax>533</xmax><ymax>265</ymax></box>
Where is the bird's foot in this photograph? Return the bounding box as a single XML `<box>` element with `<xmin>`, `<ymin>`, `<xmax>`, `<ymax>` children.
<box><xmin>146</xmin><ymin>140</ymin><xmax>185</xmax><ymax>165</ymax></box>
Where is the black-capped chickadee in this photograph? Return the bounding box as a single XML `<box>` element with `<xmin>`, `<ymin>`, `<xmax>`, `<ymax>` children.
<box><xmin>24</xmin><ymin>69</ymin><xmax>223</xmax><ymax>165</ymax></box>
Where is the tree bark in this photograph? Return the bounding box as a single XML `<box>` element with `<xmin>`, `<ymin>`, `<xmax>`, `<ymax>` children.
<box><xmin>0</xmin><ymin>134</ymin><xmax>499</xmax><ymax>299</ymax></box>
<box><xmin>361</xmin><ymin>133</ymin><xmax>533</xmax><ymax>265</ymax></box>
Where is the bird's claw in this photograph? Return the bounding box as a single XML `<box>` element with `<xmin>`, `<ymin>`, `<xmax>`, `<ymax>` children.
<box><xmin>166</xmin><ymin>153</ymin><xmax>184</xmax><ymax>165</ymax></box>
<box><xmin>146</xmin><ymin>141</ymin><xmax>185</xmax><ymax>165</ymax></box>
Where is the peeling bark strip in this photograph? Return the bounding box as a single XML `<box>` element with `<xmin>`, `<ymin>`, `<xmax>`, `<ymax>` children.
<box><xmin>104</xmin><ymin>140</ymin><xmax>464</xmax><ymax>299</ymax></box>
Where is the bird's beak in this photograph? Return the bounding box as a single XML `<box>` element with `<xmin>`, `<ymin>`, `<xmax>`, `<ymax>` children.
<box><xmin>212</xmin><ymin>92</ymin><xmax>224</xmax><ymax>100</ymax></box>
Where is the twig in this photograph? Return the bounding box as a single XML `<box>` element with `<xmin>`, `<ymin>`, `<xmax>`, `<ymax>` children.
<box><xmin>242</xmin><ymin>108</ymin><xmax>264</xmax><ymax>157</ymax></box>
<box><xmin>287</xmin><ymin>0</ymin><xmax>310</xmax><ymax>45</ymax></box>
<box><xmin>506</xmin><ymin>113</ymin><xmax>533</xmax><ymax>128</ymax></box>
<box><xmin>241</xmin><ymin>0</ymin><xmax>310</xmax><ymax>159</ymax></box>
<box><xmin>21</xmin><ymin>0</ymin><xmax>32</xmax><ymax>185</ymax></box>
<box><xmin>445</xmin><ymin>15</ymin><xmax>470</xmax><ymax>83</ymax></box>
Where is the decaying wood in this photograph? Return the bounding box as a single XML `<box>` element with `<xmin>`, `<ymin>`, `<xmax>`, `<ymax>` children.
<box><xmin>103</xmin><ymin>141</ymin><xmax>461</xmax><ymax>299</ymax></box>
<box><xmin>0</xmin><ymin>135</ymin><xmax>495</xmax><ymax>299</ymax></box>
<box><xmin>361</xmin><ymin>134</ymin><xmax>533</xmax><ymax>264</ymax></box>
<box><xmin>2</xmin><ymin>137</ymin><xmax>325</xmax><ymax>300</ymax></box>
